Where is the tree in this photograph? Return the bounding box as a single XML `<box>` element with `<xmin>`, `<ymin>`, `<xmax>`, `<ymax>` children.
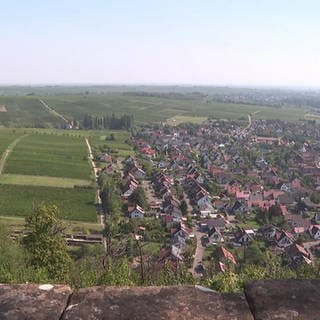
<box><xmin>268</xmin><ymin>204</ymin><xmax>284</xmax><ymax>226</ymax></box>
<box><xmin>310</xmin><ymin>192</ymin><xmax>320</xmax><ymax>204</ymax></box>
<box><xmin>0</xmin><ymin>223</ymin><xmax>26</xmax><ymax>283</ymax></box>
<box><xmin>207</xmin><ymin>268</ymin><xmax>240</xmax><ymax>293</ymax></box>
<box><xmin>141</xmin><ymin>160</ymin><xmax>153</xmax><ymax>179</ymax></box>
<box><xmin>180</xmin><ymin>200</ymin><xmax>188</xmax><ymax>216</ymax></box>
<box><xmin>129</xmin><ymin>187</ymin><xmax>147</xmax><ymax>208</ymax></box>
<box><xmin>23</xmin><ymin>204</ymin><xmax>72</xmax><ymax>281</ymax></box>
<box><xmin>243</xmin><ymin>242</ymin><xmax>265</xmax><ymax>266</ymax></box>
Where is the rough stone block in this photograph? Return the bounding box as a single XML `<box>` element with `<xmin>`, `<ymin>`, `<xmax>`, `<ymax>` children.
<box><xmin>245</xmin><ymin>280</ymin><xmax>320</xmax><ymax>320</ymax></box>
<box><xmin>62</xmin><ymin>285</ymin><xmax>253</xmax><ymax>320</ymax></box>
<box><xmin>0</xmin><ymin>283</ymin><xmax>71</xmax><ymax>320</ymax></box>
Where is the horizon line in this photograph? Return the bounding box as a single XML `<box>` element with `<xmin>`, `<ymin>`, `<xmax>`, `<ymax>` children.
<box><xmin>0</xmin><ymin>82</ymin><xmax>319</xmax><ymax>91</ymax></box>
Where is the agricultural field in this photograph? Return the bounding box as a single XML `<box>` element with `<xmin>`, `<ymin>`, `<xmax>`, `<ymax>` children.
<box><xmin>0</xmin><ymin>174</ymin><xmax>93</xmax><ymax>188</ymax></box>
<box><xmin>42</xmin><ymin>94</ymin><xmax>310</xmax><ymax>123</ymax></box>
<box><xmin>0</xmin><ymin>184</ymin><xmax>97</xmax><ymax>222</ymax></box>
<box><xmin>0</xmin><ymin>130</ymin><xmax>24</xmax><ymax>156</ymax></box>
<box><xmin>89</xmin><ymin>130</ymin><xmax>133</xmax><ymax>157</ymax></box>
<box><xmin>304</xmin><ymin>113</ymin><xmax>320</xmax><ymax>122</ymax></box>
<box><xmin>0</xmin><ymin>93</ymin><xmax>311</xmax><ymax>128</ymax></box>
<box><xmin>0</xmin><ymin>96</ymin><xmax>66</xmax><ymax>127</ymax></box>
<box><xmin>166</xmin><ymin>116</ymin><xmax>207</xmax><ymax>125</ymax></box>
<box><xmin>0</xmin><ymin>130</ymin><xmax>95</xmax><ymax>221</ymax></box>
<box><xmin>4</xmin><ymin>133</ymin><xmax>91</xmax><ymax>179</ymax></box>
<box><xmin>0</xmin><ymin>128</ymin><xmax>133</xmax><ymax>224</ymax></box>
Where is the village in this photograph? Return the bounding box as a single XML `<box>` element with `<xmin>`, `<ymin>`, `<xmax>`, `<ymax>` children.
<box><xmin>94</xmin><ymin>117</ymin><xmax>320</xmax><ymax>278</ymax></box>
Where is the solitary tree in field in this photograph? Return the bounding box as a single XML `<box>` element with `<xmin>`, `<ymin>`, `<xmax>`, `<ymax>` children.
<box><xmin>23</xmin><ymin>204</ymin><xmax>71</xmax><ymax>281</ymax></box>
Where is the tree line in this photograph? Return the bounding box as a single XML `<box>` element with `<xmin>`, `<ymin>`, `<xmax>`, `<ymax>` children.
<box><xmin>82</xmin><ymin>114</ymin><xmax>134</xmax><ymax>130</ymax></box>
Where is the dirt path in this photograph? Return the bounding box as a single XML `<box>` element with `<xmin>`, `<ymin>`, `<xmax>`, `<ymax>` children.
<box><xmin>0</xmin><ymin>134</ymin><xmax>29</xmax><ymax>174</ymax></box>
<box><xmin>85</xmin><ymin>138</ymin><xmax>104</xmax><ymax>227</ymax></box>
<box><xmin>39</xmin><ymin>99</ymin><xmax>72</xmax><ymax>128</ymax></box>
<box><xmin>240</xmin><ymin>114</ymin><xmax>252</xmax><ymax>134</ymax></box>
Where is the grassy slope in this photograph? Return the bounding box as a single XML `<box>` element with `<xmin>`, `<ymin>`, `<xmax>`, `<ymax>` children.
<box><xmin>0</xmin><ymin>184</ymin><xmax>97</xmax><ymax>222</ymax></box>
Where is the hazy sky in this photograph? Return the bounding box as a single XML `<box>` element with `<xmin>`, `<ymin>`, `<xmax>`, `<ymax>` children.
<box><xmin>1</xmin><ymin>0</ymin><xmax>320</xmax><ymax>87</ymax></box>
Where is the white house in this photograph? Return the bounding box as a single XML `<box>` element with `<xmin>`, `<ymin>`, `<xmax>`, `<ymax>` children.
<box><xmin>233</xmin><ymin>229</ymin><xmax>254</xmax><ymax>245</ymax></box>
<box><xmin>128</xmin><ymin>205</ymin><xmax>145</xmax><ymax>219</ymax></box>
<box><xmin>197</xmin><ymin>194</ymin><xmax>212</xmax><ymax>208</ymax></box>
<box><xmin>309</xmin><ymin>225</ymin><xmax>320</xmax><ymax>240</ymax></box>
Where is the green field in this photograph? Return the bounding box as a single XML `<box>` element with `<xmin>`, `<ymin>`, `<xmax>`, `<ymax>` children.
<box><xmin>0</xmin><ymin>94</ymin><xmax>311</xmax><ymax>128</ymax></box>
<box><xmin>42</xmin><ymin>94</ymin><xmax>309</xmax><ymax>123</ymax></box>
<box><xmin>0</xmin><ymin>130</ymin><xmax>24</xmax><ymax>155</ymax></box>
<box><xmin>4</xmin><ymin>133</ymin><xmax>91</xmax><ymax>179</ymax></box>
<box><xmin>0</xmin><ymin>128</ymin><xmax>134</xmax><ymax>223</ymax></box>
<box><xmin>166</xmin><ymin>115</ymin><xmax>207</xmax><ymax>125</ymax></box>
<box><xmin>0</xmin><ymin>215</ymin><xmax>103</xmax><ymax>234</ymax></box>
<box><xmin>0</xmin><ymin>184</ymin><xmax>97</xmax><ymax>222</ymax></box>
<box><xmin>0</xmin><ymin>174</ymin><xmax>92</xmax><ymax>188</ymax></box>
<box><xmin>0</xmin><ymin>128</ymin><xmax>133</xmax><ymax>158</ymax></box>
<box><xmin>90</xmin><ymin>131</ymin><xmax>133</xmax><ymax>157</ymax></box>
<box><xmin>0</xmin><ymin>96</ymin><xmax>66</xmax><ymax>127</ymax></box>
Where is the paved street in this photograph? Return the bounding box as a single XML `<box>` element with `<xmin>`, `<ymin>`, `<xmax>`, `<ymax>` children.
<box><xmin>190</xmin><ymin>225</ymin><xmax>206</xmax><ymax>277</ymax></box>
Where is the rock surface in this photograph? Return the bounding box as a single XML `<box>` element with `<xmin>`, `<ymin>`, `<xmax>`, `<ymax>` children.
<box><xmin>0</xmin><ymin>283</ymin><xmax>71</xmax><ymax>320</ymax></box>
<box><xmin>62</xmin><ymin>285</ymin><xmax>253</xmax><ymax>320</ymax></box>
<box><xmin>245</xmin><ymin>279</ymin><xmax>320</xmax><ymax>320</ymax></box>
<box><xmin>1</xmin><ymin>281</ymin><xmax>320</xmax><ymax>319</ymax></box>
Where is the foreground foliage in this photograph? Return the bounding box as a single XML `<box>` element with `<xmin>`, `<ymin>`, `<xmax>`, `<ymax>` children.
<box><xmin>1</xmin><ymin>204</ymin><xmax>320</xmax><ymax>290</ymax></box>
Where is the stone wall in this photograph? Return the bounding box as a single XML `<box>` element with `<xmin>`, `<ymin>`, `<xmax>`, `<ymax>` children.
<box><xmin>0</xmin><ymin>280</ymin><xmax>319</xmax><ymax>319</ymax></box>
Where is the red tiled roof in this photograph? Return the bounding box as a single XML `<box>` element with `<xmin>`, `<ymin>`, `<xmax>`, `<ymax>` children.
<box><xmin>216</xmin><ymin>246</ymin><xmax>236</xmax><ymax>265</ymax></box>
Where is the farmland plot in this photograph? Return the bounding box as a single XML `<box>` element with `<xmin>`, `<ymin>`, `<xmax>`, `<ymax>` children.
<box><xmin>4</xmin><ymin>133</ymin><xmax>92</xmax><ymax>180</ymax></box>
<box><xmin>0</xmin><ymin>184</ymin><xmax>97</xmax><ymax>222</ymax></box>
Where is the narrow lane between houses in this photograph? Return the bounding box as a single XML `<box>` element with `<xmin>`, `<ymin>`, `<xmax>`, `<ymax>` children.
<box><xmin>190</xmin><ymin>225</ymin><xmax>206</xmax><ymax>277</ymax></box>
